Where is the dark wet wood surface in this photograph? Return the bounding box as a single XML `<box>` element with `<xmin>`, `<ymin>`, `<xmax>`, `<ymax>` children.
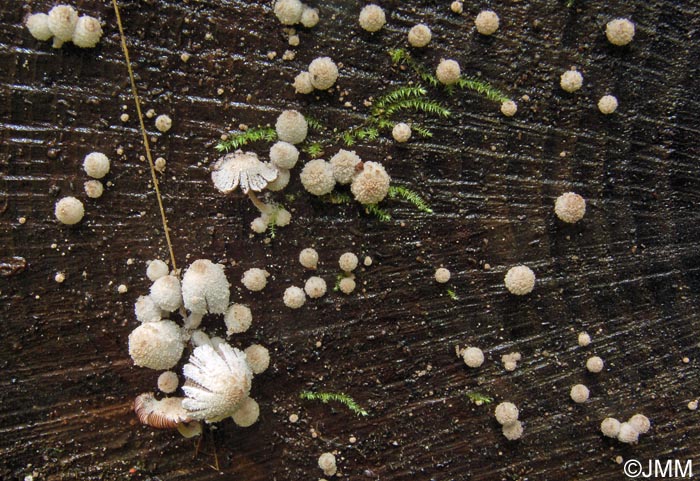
<box><xmin>1</xmin><ymin>0</ymin><xmax>699</xmax><ymax>480</ymax></box>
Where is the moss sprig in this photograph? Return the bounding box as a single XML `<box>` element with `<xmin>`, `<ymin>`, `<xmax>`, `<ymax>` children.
<box><xmin>322</xmin><ymin>191</ymin><xmax>354</xmax><ymax>204</ymax></box>
<box><xmin>300</xmin><ymin>390</ymin><xmax>369</xmax><ymax>416</ymax></box>
<box><xmin>215</xmin><ymin>126</ymin><xmax>277</xmax><ymax>152</ymax></box>
<box><xmin>447</xmin><ymin>288</ymin><xmax>458</xmax><ymax>300</ymax></box>
<box><xmin>365</xmin><ymin>203</ymin><xmax>391</xmax><ymax>222</ymax></box>
<box><xmin>455</xmin><ymin>77</ymin><xmax>510</xmax><ymax>103</ymax></box>
<box><xmin>389</xmin><ymin>48</ymin><xmax>439</xmax><ymax>87</ymax></box>
<box><xmin>388</xmin><ymin>185</ymin><xmax>433</xmax><ymax>213</ymax></box>
<box><xmin>466</xmin><ymin>392</ymin><xmax>493</xmax><ymax>405</ymax></box>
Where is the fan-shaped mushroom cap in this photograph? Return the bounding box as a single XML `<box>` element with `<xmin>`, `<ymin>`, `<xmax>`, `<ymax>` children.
<box><xmin>181</xmin><ymin>259</ymin><xmax>230</xmax><ymax>315</ymax></box>
<box><xmin>211</xmin><ymin>150</ymin><xmax>278</xmax><ymax>194</ymax></box>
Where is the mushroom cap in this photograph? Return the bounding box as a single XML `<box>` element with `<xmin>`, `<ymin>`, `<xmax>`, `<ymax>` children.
<box><xmin>502</xmin><ymin>420</ymin><xmax>523</xmax><ymax>440</ymax></box>
<box><xmin>128</xmin><ymin>320</ymin><xmax>185</xmax><ymax>370</ymax></box>
<box><xmin>182</xmin><ymin>343</ymin><xmax>253</xmax><ymax>422</ymax></box>
<box><xmin>300</xmin><ymin>6</ymin><xmax>319</xmax><ymax>28</ymax></box>
<box><xmin>191</xmin><ymin>330</ymin><xmax>212</xmax><ymax>347</ymax></box>
<box><xmin>83</xmin><ymin>180</ymin><xmax>104</xmax><ymax>199</ymax></box>
<box><xmin>269</xmin><ymin>141</ymin><xmax>299</xmax><ymax>170</ymax></box>
<box><xmin>300</xmin><ymin>158</ymin><xmax>336</xmax><ymax>196</ymax></box>
<box><xmin>586</xmin><ymin>356</ymin><xmax>604</xmax><ymax>373</ymax></box>
<box><xmin>570</xmin><ymin>384</ymin><xmax>590</xmax><ymax>403</ymax></box>
<box><xmin>299</xmin><ymin>248</ymin><xmax>319</xmax><ymax>269</ymax></box>
<box><xmin>628</xmin><ymin>414</ymin><xmax>650</xmax><ymax>434</ymax></box>
<box><xmin>134</xmin><ymin>295</ymin><xmax>162</xmax><ymax>323</ymax></box>
<box><xmin>339</xmin><ymin>277</ymin><xmax>356</xmax><ymax>294</ymax></box>
<box><xmin>475</xmin><ymin>10</ymin><xmax>500</xmax><ymax>35</ymax></box>
<box><xmin>304</xmin><ymin>276</ymin><xmax>327</xmax><ymax>298</ymax></box>
<box><xmin>181</xmin><ymin>259</ymin><xmax>230</xmax><ymax>315</ymax></box>
<box><xmin>244</xmin><ymin>344</ymin><xmax>271</xmax><ymax>374</ymax></box>
<box><xmin>318</xmin><ymin>452</ymin><xmax>338</xmax><ymax>476</ymax></box>
<box><xmin>225</xmin><ymin>303</ymin><xmax>253</xmax><ymax>335</ymax></box>
<box><xmin>359</xmin><ymin>4</ymin><xmax>386</xmax><ymax>32</ymax></box>
<box><xmin>308</xmin><ymin>56</ymin><xmax>338</xmax><ymax>90</ymax></box>
<box><xmin>408</xmin><ymin>24</ymin><xmax>431</xmax><ymax>47</ymax></box>
<box><xmin>241</xmin><ymin>268</ymin><xmax>269</xmax><ymax>292</ymax></box>
<box><xmin>274</xmin><ymin>0</ymin><xmax>304</xmax><ymax>25</ymax></box>
<box><xmin>339</xmin><ymin>252</ymin><xmax>359</xmax><ymax>272</ymax></box>
<box><xmin>251</xmin><ymin>216</ymin><xmax>268</xmax><ymax>233</ymax></box>
<box><xmin>267</xmin><ymin>168</ymin><xmax>290</xmax><ymax>192</ymax></box>
<box><xmin>351</xmin><ymin>161</ymin><xmax>391</xmax><ymax>205</ymax></box>
<box><xmin>275</xmin><ymin>207</ymin><xmax>292</xmax><ymax>226</ymax></box>
<box><xmin>54</xmin><ymin>196</ymin><xmax>84</xmax><ymax>225</ymax></box>
<box><xmin>598</xmin><ymin>95</ymin><xmax>618</xmax><ymax>114</ymax></box>
<box><xmin>330</xmin><ymin>149</ymin><xmax>362</xmax><ymax>184</ymax></box>
<box><xmin>501</xmin><ymin>100</ymin><xmax>517</xmax><ymax>117</ymax></box>
<box><xmin>158</xmin><ymin>371</ymin><xmax>180</xmax><ymax>394</ymax></box>
<box><xmin>578</xmin><ymin>331</ymin><xmax>591</xmax><ymax>346</ymax></box>
<box><xmin>495</xmin><ymin>402</ymin><xmax>519</xmax><ymax>425</ymax></box>
<box><xmin>26</xmin><ymin>13</ymin><xmax>53</xmax><ymax>41</ymax></box>
<box><xmin>600</xmin><ymin>417</ymin><xmax>621</xmax><ymax>438</ymax></box>
<box><xmin>283</xmin><ymin>286</ymin><xmax>306</xmax><ymax>308</ymax></box>
<box><xmin>146</xmin><ymin>259</ymin><xmax>169</xmax><ymax>281</ymax></box>
<box><xmin>293</xmin><ymin>71</ymin><xmax>315</xmax><ymax>94</ymax></box>
<box><xmin>392</xmin><ymin>122</ymin><xmax>412</xmax><ymax>143</ymax></box>
<box><xmin>617</xmin><ymin>422</ymin><xmax>639</xmax><ymax>444</ymax></box>
<box><xmin>606</xmin><ymin>18</ymin><xmax>635</xmax><ymax>46</ymax></box>
<box><xmin>150</xmin><ymin>275</ymin><xmax>183</xmax><ymax>312</ymax></box>
<box><xmin>275</xmin><ymin>110</ymin><xmax>308</xmax><ymax>144</ymax></box>
<box><xmin>560</xmin><ymin>70</ymin><xmax>583</xmax><ymax>92</ymax></box>
<box><xmin>155</xmin><ymin>114</ymin><xmax>172</xmax><ymax>132</ymax></box>
<box><xmin>232</xmin><ymin>396</ymin><xmax>260</xmax><ymax>427</ymax></box>
<box><xmin>48</xmin><ymin>5</ymin><xmax>78</xmax><ymax>42</ymax></box>
<box><xmin>504</xmin><ymin>265</ymin><xmax>535</xmax><ymax>295</ymax></box>
<box><xmin>72</xmin><ymin>15</ymin><xmax>102</xmax><ymax>48</ymax></box>
<box><xmin>134</xmin><ymin>392</ymin><xmax>191</xmax><ymax>428</ymax></box>
<box><xmin>434</xmin><ymin>267</ymin><xmax>451</xmax><ymax>283</ymax></box>
<box><xmin>462</xmin><ymin>347</ymin><xmax>484</xmax><ymax>368</ymax></box>
<box><xmin>83</xmin><ymin>152</ymin><xmax>110</xmax><ymax>179</ymax></box>
<box><xmin>554</xmin><ymin>192</ymin><xmax>586</xmax><ymax>223</ymax></box>
<box><xmin>212</xmin><ymin>150</ymin><xmax>279</xmax><ymax>194</ymax></box>
<box><xmin>436</xmin><ymin>59</ymin><xmax>461</xmax><ymax>85</ymax></box>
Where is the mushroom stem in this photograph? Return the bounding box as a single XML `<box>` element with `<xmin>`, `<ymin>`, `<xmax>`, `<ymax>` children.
<box><xmin>248</xmin><ymin>191</ymin><xmax>272</xmax><ymax>215</ymax></box>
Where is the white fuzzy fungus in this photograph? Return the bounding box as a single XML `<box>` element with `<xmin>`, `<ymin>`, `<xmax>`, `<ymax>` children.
<box><xmin>351</xmin><ymin>161</ymin><xmax>391</xmax><ymax>204</ymax></box>
<box><xmin>275</xmin><ymin>207</ymin><xmax>291</xmax><ymax>226</ymax></box>
<box><xmin>232</xmin><ymin>396</ymin><xmax>260</xmax><ymax>427</ymax></box>
<box><xmin>554</xmin><ymin>192</ymin><xmax>586</xmax><ymax>223</ymax></box>
<box><xmin>598</xmin><ymin>95</ymin><xmax>618</xmax><ymax>114</ymax></box>
<box><xmin>408</xmin><ymin>24</ymin><xmax>431</xmax><ymax>47</ymax></box>
<box><xmin>339</xmin><ymin>252</ymin><xmax>359</xmax><ymax>272</ymax></box>
<box><xmin>300</xmin><ymin>158</ymin><xmax>336</xmax><ymax>196</ymax></box>
<box><xmin>606</xmin><ymin>18</ymin><xmax>635</xmax><ymax>46</ymax></box>
<box><xmin>293</xmin><ymin>71</ymin><xmax>315</xmax><ymax>94</ymax></box>
<box><xmin>462</xmin><ymin>347</ymin><xmax>484</xmax><ymax>368</ymax></box>
<box><xmin>267</xmin><ymin>168</ymin><xmax>290</xmax><ymax>192</ymax></box>
<box><xmin>84</xmin><ymin>180</ymin><xmax>104</xmax><ymax>199</ymax></box>
<box><xmin>72</xmin><ymin>15</ymin><xmax>102</xmax><ymax>48</ymax></box>
<box><xmin>225</xmin><ymin>303</ymin><xmax>253</xmax><ymax>335</ymax></box>
<box><xmin>308</xmin><ymin>56</ymin><xmax>338</xmax><ymax>90</ymax></box>
<box><xmin>504</xmin><ymin>265</ymin><xmax>535</xmax><ymax>295</ymax></box>
<box><xmin>617</xmin><ymin>422</ymin><xmax>639</xmax><ymax>444</ymax></box>
<box><xmin>158</xmin><ymin>371</ymin><xmax>179</xmax><ymax>394</ymax></box>
<box><xmin>242</xmin><ymin>268</ymin><xmax>269</xmax><ymax>292</ymax></box>
<box><xmin>578</xmin><ymin>331</ymin><xmax>591</xmax><ymax>347</ymax></box>
<box><xmin>339</xmin><ymin>277</ymin><xmax>356</xmax><ymax>294</ymax></box>
<box><xmin>600</xmin><ymin>417</ymin><xmax>621</xmax><ymax>438</ymax></box>
<box><xmin>560</xmin><ymin>69</ymin><xmax>583</xmax><ymax>93</ymax></box>
<box><xmin>300</xmin><ymin>6</ymin><xmax>319</xmax><ymax>28</ymax></box>
<box><xmin>299</xmin><ymin>248</ymin><xmax>319</xmax><ymax>269</ymax></box>
<box><xmin>475</xmin><ymin>10</ymin><xmax>499</xmax><ymax>35</ymax></box>
<box><xmin>150</xmin><ymin>275</ymin><xmax>183</xmax><ymax>312</ymax></box>
<box><xmin>276</xmin><ymin>110</ymin><xmax>308</xmax><ymax>144</ymax></box>
<box><xmin>244</xmin><ymin>344</ymin><xmax>270</xmax><ymax>374</ymax></box>
<box><xmin>502</xmin><ymin>420</ymin><xmax>523</xmax><ymax>440</ymax></box>
<box><xmin>212</xmin><ymin>150</ymin><xmax>278</xmax><ymax>194</ymax></box>
<box><xmin>182</xmin><ymin>343</ymin><xmax>253</xmax><ymax>422</ymax></box>
<box><xmin>318</xmin><ymin>452</ymin><xmax>338</xmax><ymax>476</ymax></box>
<box><xmin>586</xmin><ymin>356</ymin><xmax>604</xmax><ymax>373</ymax></box>
<box><xmin>83</xmin><ymin>152</ymin><xmax>110</xmax><ymax>179</ymax></box>
<box><xmin>495</xmin><ymin>402</ymin><xmax>519</xmax><ymax>425</ymax></box>
<box><xmin>274</xmin><ymin>0</ymin><xmax>304</xmax><ymax>25</ymax></box>
<box><xmin>436</xmin><ymin>59</ymin><xmax>461</xmax><ymax>85</ymax></box>
<box><xmin>146</xmin><ymin>259</ymin><xmax>169</xmax><ymax>282</ymax></box>
<box><xmin>48</xmin><ymin>5</ymin><xmax>78</xmax><ymax>47</ymax></box>
<box><xmin>451</xmin><ymin>1</ymin><xmax>463</xmax><ymax>14</ymax></box>
<box><xmin>501</xmin><ymin>100</ymin><xmax>517</xmax><ymax>117</ymax></box>
<box><xmin>181</xmin><ymin>259</ymin><xmax>230</xmax><ymax>315</ymax></box>
<box><xmin>155</xmin><ymin>114</ymin><xmax>172</xmax><ymax>133</ymax></box>
<box><xmin>304</xmin><ymin>276</ymin><xmax>327</xmax><ymax>298</ymax></box>
<box><xmin>26</xmin><ymin>13</ymin><xmax>53</xmax><ymax>41</ymax></box>
<box><xmin>392</xmin><ymin>122</ymin><xmax>412</xmax><ymax>142</ymax></box>
<box><xmin>270</xmin><ymin>141</ymin><xmax>300</xmax><ymax>170</ymax></box>
<box><xmin>283</xmin><ymin>286</ymin><xmax>306</xmax><ymax>309</ymax></box>
<box><xmin>330</xmin><ymin>149</ymin><xmax>361</xmax><ymax>184</ymax></box>
<box><xmin>628</xmin><ymin>414</ymin><xmax>650</xmax><ymax>434</ymax></box>
<box><xmin>135</xmin><ymin>295</ymin><xmax>162</xmax><ymax>323</ymax></box>
<box><xmin>55</xmin><ymin>196</ymin><xmax>84</xmax><ymax>225</ymax></box>
<box><xmin>128</xmin><ymin>320</ymin><xmax>184</xmax><ymax>370</ymax></box>
<box><xmin>570</xmin><ymin>384</ymin><xmax>590</xmax><ymax>403</ymax></box>
<box><xmin>359</xmin><ymin>4</ymin><xmax>386</xmax><ymax>32</ymax></box>
<box><xmin>191</xmin><ymin>330</ymin><xmax>212</xmax><ymax>347</ymax></box>
<box><xmin>251</xmin><ymin>216</ymin><xmax>268</xmax><ymax>233</ymax></box>
<box><xmin>434</xmin><ymin>267</ymin><xmax>451</xmax><ymax>283</ymax></box>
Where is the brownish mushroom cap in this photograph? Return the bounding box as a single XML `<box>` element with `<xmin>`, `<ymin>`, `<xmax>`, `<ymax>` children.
<box><xmin>134</xmin><ymin>392</ymin><xmax>192</xmax><ymax>429</ymax></box>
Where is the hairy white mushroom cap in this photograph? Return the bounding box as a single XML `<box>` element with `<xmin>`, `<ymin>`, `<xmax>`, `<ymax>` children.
<box><xmin>351</xmin><ymin>161</ymin><xmax>391</xmax><ymax>204</ymax></box>
<box><xmin>212</xmin><ymin>150</ymin><xmax>279</xmax><ymax>194</ymax></box>
<box><xmin>330</xmin><ymin>149</ymin><xmax>361</xmax><ymax>184</ymax></box>
<box><xmin>308</xmin><ymin>56</ymin><xmax>338</xmax><ymax>90</ymax></box>
<box><xmin>232</xmin><ymin>396</ymin><xmax>260</xmax><ymax>427</ymax></box>
<box><xmin>244</xmin><ymin>344</ymin><xmax>270</xmax><ymax>374</ymax></box>
<box><xmin>301</xmin><ymin>158</ymin><xmax>336</xmax><ymax>196</ymax></box>
<box><xmin>155</xmin><ymin>114</ymin><xmax>172</xmax><ymax>133</ymax></box>
<box><xmin>150</xmin><ymin>275</ymin><xmax>183</xmax><ymax>312</ymax></box>
<box><xmin>225</xmin><ymin>303</ymin><xmax>253</xmax><ymax>335</ymax></box>
<box><xmin>462</xmin><ymin>347</ymin><xmax>484</xmax><ymax>368</ymax></box>
<box><xmin>601</xmin><ymin>417</ymin><xmax>621</xmax><ymax>438</ymax></box>
<box><xmin>617</xmin><ymin>422</ymin><xmax>639</xmax><ymax>444</ymax></box>
<box><xmin>408</xmin><ymin>24</ymin><xmax>431</xmax><ymax>47</ymax></box>
<box><xmin>504</xmin><ymin>265</ymin><xmax>535</xmax><ymax>295</ymax></box>
<box><xmin>451</xmin><ymin>1</ymin><xmax>463</xmax><ymax>14</ymax></box>
<box><xmin>251</xmin><ymin>216</ymin><xmax>268</xmax><ymax>233</ymax></box>
<box><xmin>598</xmin><ymin>95</ymin><xmax>618</xmax><ymax>114</ymax></box>
<box><xmin>300</xmin><ymin>6</ymin><xmax>319</xmax><ymax>28</ymax></box>
<box><xmin>318</xmin><ymin>452</ymin><xmax>338</xmax><ymax>476</ymax></box>
<box><xmin>270</xmin><ymin>141</ymin><xmax>300</xmax><ymax>170</ymax></box>
<box><xmin>359</xmin><ymin>4</ymin><xmax>386</xmax><ymax>32</ymax></box>
<box><xmin>339</xmin><ymin>252</ymin><xmax>359</xmax><ymax>272</ymax></box>
<box><xmin>299</xmin><ymin>248</ymin><xmax>319</xmax><ymax>269</ymax></box>
<box><xmin>84</xmin><ymin>180</ymin><xmax>104</xmax><ymax>199</ymax></box>
<box><xmin>134</xmin><ymin>392</ymin><xmax>191</xmax><ymax>428</ymax></box>
<box><xmin>181</xmin><ymin>260</ymin><xmax>230</xmax><ymax>315</ymax></box>
<box><xmin>628</xmin><ymin>414</ymin><xmax>650</xmax><ymax>434</ymax></box>
<box><xmin>339</xmin><ymin>277</ymin><xmax>356</xmax><ymax>294</ymax></box>
<box><xmin>242</xmin><ymin>268</ymin><xmax>269</xmax><ymax>292</ymax></box>
<box><xmin>26</xmin><ymin>13</ymin><xmax>53</xmax><ymax>41</ymax></box>
<box><xmin>495</xmin><ymin>402</ymin><xmax>519</xmax><ymax>425</ymax></box>
<box><xmin>606</xmin><ymin>18</ymin><xmax>635</xmax><ymax>46</ymax></box>
<box><xmin>48</xmin><ymin>5</ymin><xmax>78</xmax><ymax>45</ymax></box>
<box><xmin>267</xmin><ymin>167</ymin><xmax>290</xmax><ymax>192</ymax></box>
<box><xmin>275</xmin><ymin>208</ymin><xmax>291</xmax><ymax>226</ymax></box>
<box><xmin>146</xmin><ymin>259</ymin><xmax>169</xmax><ymax>281</ymax></box>
<box><xmin>293</xmin><ymin>71</ymin><xmax>314</xmax><ymax>94</ymax></box>
<box><xmin>578</xmin><ymin>331</ymin><xmax>591</xmax><ymax>347</ymax></box>
<box><xmin>182</xmin><ymin>343</ymin><xmax>253</xmax><ymax>422</ymax></box>
<box><xmin>570</xmin><ymin>384</ymin><xmax>590</xmax><ymax>403</ymax></box>
<box><xmin>274</xmin><ymin>0</ymin><xmax>303</xmax><ymax>25</ymax></box>
<box><xmin>276</xmin><ymin>110</ymin><xmax>308</xmax><ymax>144</ymax></box>
<box><xmin>283</xmin><ymin>286</ymin><xmax>306</xmax><ymax>308</ymax></box>
<box><xmin>304</xmin><ymin>276</ymin><xmax>327</xmax><ymax>298</ymax></box>
<box><xmin>554</xmin><ymin>192</ymin><xmax>586</xmax><ymax>223</ymax></box>
<box><xmin>501</xmin><ymin>100</ymin><xmax>517</xmax><ymax>117</ymax></box>
<box><xmin>158</xmin><ymin>371</ymin><xmax>179</xmax><ymax>394</ymax></box>
<box><xmin>72</xmin><ymin>15</ymin><xmax>102</xmax><ymax>48</ymax></box>
<box><xmin>586</xmin><ymin>356</ymin><xmax>604</xmax><ymax>373</ymax></box>
<box><xmin>55</xmin><ymin>196</ymin><xmax>84</xmax><ymax>225</ymax></box>
<box><xmin>392</xmin><ymin>122</ymin><xmax>412</xmax><ymax>143</ymax></box>
<box><xmin>436</xmin><ymin>59</ymin><xmax>461</xmax><ymax>85</ymax></box>
<box><xmin>475</xmin><ymin>10</ymin><xmax>499</xmax><ymax>35</ymax></box>
<box><xmin>502</xmin><ymin>420</ymin><xmax>523</xmax><ymax>440</ymax></box>
<box><xmin>135</xmin><ymin>295</ymin><xmax>162</xmax><ymax>323</ymax></box>
<box><xmin>435</xmin><ymin>267</ymin><xmax>451</xmax><ymax>283</ymax></box>
<box><xmin>560</xmin><ymin>70</ymin><xmax>583</xmax><ymax>93</ymax></box>
<box><xmin>129</xmin><ymin>320</ymin><xmax>185</xmax><ymax>370</ymax></box>
<box><xmin>83</xmin><ymin>152</ymin><xmax>110</xmax><ymax>179</ymax></box>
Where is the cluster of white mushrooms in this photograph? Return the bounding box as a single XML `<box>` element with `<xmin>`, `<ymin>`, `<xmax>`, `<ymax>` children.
<box><xmin>54</xmin><ymin>151</ymin><xmax>111</xmax><ymax>226</ymax></box>
<box><xmin>273</xmin><ymin>0</ymin><xmax>319</xmax><ymax>28</ymax></box>
<box><xmin>25</xmin><ymin>4</ymin><xmax>103</xmax><ymax>49</ymax></box>
<box><xmin>129</xmin><ymin>258</ymin><xmax>269</xmax><ymax>435</ymax></box>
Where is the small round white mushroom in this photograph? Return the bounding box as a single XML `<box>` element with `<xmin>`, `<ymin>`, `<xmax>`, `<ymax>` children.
<box><xmin>83</xmin><ymin>152</ymin><xmax>110</xmax><ymax>179</ymax></box>
<box><xmin>475</xmin><ymin>10</ymin><xmax>499</xmax><ymax>35</ymax></box>
<box><xmin>617</xmin><ymin>422</ymin><xmax>639</xmax><ymax>444</ymax></box>
<box><xmin>504</xmin><ymin>265</ymin><xmax>535</xmax><ymax>295</ymax></box>
<box><xmin>232</xmin><ymin>396</ymin><xmax>260</xmax><ymax>427</ymax></box>
<box><xmin>606</xmin><ymin>18</ymin><xmax>635</xmax><ymax>46</ymax></box>
<box><xmin>578</xmin><ymin>331</ymin><xmax>591</xmax><ymax>347</ymax></box>
<box><xmin>495</xmin><ymin>402</ymin><xmax>519</xmax><ymax>425</ymax></box>
<box><xmin>72</xmin><ymin>15</ymin><xmax>103</xmax><ymax>48</ymax></box>
<box><xmin>135</xmin><ymin>295</ymin><xmax>162</xmax><ymax>323</ymax></box>
<box><xmin>181</xmin><ymin>259</ymin><xmax>230</xmax><ymax>315</ymax></box>
<box><xmin>274</xmin><ymin>0</ymin><xmax>304</xmax><ymax>25</ymax></box>
<box><xmin>501</xmin><ymin>100</ymin><xmax>517</xmax><ymax>117</ymax></box>
<box><xmin>436</xmin><ymin>59</ymin><xmax>461</xmax><ymax>85</ymax></box>
<box><xmin>26</xmin><ymin>13</ymin><xmax>53</xmax><ymax>41</ymax></box>
<box><xmin>300</xmin><ymin>158</ymin><xmax>336</xmax><ymax>196</ymax></box>
<box><xmin>270</xmin><ymin>141</ymin><xmax>299</xmax><ymax>170</ymax></box>
<box><xmin>146</xmin><ymin>259</ymin><xmax>170</xmax><ymax>282</ymax></box>
<box><xmin>155</xmin><ymin>114</ymin><xmax>172</xmax><ymax>133</ymax></box>
<box><xmin>293</xmin><ymin>71</ymin><xmax>314</xmax><ymax>94</ymax></box>
<box><xmin>628</xmin><ymin>414</ymin><xmax>650</xmax><ymax>434</ymax></box>
<box><xmin>434</xmin><ymin>267</ymin><xmax>451</xmax><ymax>283</ymax></box>
<box><xmin>304</xmin><ymin>276</ymin><xmax>327</xmax><ymax>298</ymax></box>
<box><xmin>318</xmin><ymin>452</ymin><xmax>338</xmax><ymax>476</ymax></box>
<box><xmin>359</xmin><ymin>4</ymin><xmax>386</xmax><ymax>32</ymax></box>
<box><xmin>283</xmin><ymin>286</ymin><xmax>306</xmax><ymax>309</ymax></box>
<box><xmin>244</xmin><ymin>344</ymin><xmax>270</xmax><ymax>374</ymax></box>
<box><xmin>308</xmin><ymin>56</ymin><xmax>338</xmax><ymax>90</ymax></box>
<box><xmin>225</xmin><ymin>303</ymin><xmax>253</xmax><ymax>335</ymax></box>
<box><xmin>267</xmin><ymin>168</ymin><xmax>290</xmax><ymax>192</ymax></box>
<box><xmin>392</xmin><ymin>122</ymin><xmax>412</xmax><ymax>143</ymax></box>
<box><xmin>462</xmin><ymin>347</ymin><xmax>484</xmax><ymax>368</ymax></box>
<box><xmin>554</xmin><ymin>192</ymin><xmax>586</xmax><ymax>223</ymax></box>
<box><xmin>339</xmin><ymin>252</ymin><xmax>359</xmax><ymax>272</ymax></box>
<box><xmin>570</xmin><ymin>384</ymin><xmax>590</xmax><ymax>403</ymax></box>
<box><xmin>598</xmin><ymin>95</ymin><xmax>618</xmax><ymax>114</ymax></box>
<box><xmin>299</xmin><ymin>248</ymin><xmax>319</xmax><ymax>269</ymax></box>
<box><xmin>339</xmin><ymin>277</ymin><xmax>356</xmax><ymax>294</ymax></box>
<box><xmin>241</xmin><ymin>268</ymin><xmax>269</xmax><ymax>292</ymax></box>
<box><xmin>600</xmin><ymin>417</ymin><xmax>621</xmax><ymax>438</ymax></box>
<box><xmin>351</xmin><ymin>161</ymin><xmax>391</xmax><ymax>205</ymax></box>
<box><xmin>451</xmin><ymin>1</ymin><xmax>463</xmax><ymax>14</ymax></box>
<box><xmin>55</xmin><ymin>196</ymin><xmax>84</xmax><ymax>225</ymax></box>
<box><xmin>158</xmin><ymin>371</ymin><xmax>179</xmax><ymax>394</ymax></box>
<box><xmin>408</xmin><ymin>24</ymin><xmax>431</xmax><ymax>47</ymax></box>
<box><xmin>128</xmin><ymin>320</ymin><xmax>185</xmax><ymax>370</ymax></box>
<box><xmin>502</xmin><ymin>420</ymin><xmax>523</xmax><ymax>440</ymax></box>
<box><xmin>560</xmin><ymin>69</ymin><xmax>583</xmax><ymax>93</ymax></box>
<box><xmin>300</xmin><ymin>6</ymin><xmax>319</xmax><ymax>28</ymax></box>
<box><xmin>150</xmin><ymin>275</ymin><xmax>183</xmax><ymax>312</ymax></box>
<box><xmin>330</xmin><ymin>149</ymin><xmax>361</xmax><ymax>185</ymax></box>
<box><xmin>84</xmin><ymin>180</ymin><xmax>104</xmax><ymax>199</ymax></box>
<box><xmin>586</xmin><ymin>356</ymin><xmax>604</xmax><ymax>373</ymax></box>
<box><xmin>275</xmin><ymin>110</ymin><xmax>308</xmax><ymax>144</ymax></box>
<box><xmin>48</xmin><ymin>5</ymin><xmax>78</xmax><ymax>47</ymax></box>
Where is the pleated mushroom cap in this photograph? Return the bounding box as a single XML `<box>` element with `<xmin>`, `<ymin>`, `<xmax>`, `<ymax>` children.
<box><xmin>211</xmin><ymin>150</ymin><xmax>278</xmax><ymax>194</ymax></box>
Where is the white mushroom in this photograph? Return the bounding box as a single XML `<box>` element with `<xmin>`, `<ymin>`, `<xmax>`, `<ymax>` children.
<box><xmin>134</xmin><ymin>295</ymin><xmax>162</xmax><ymax>323</ymax></box>
<box><xmin>232</xmin><ymin>396</ymin><xmax>260</xmax><ymax>427</ymax></box>
<box><xmin>181</xmin><ymin>259</ymin><xmax>230</xmax><ymax>315</ymax></box>
<box><xmin>225</xmin><ymin>303</ymin><xmax>253</xmax><ymax>335</ymax></box>
<box><xmin>149</xmin><ymin>275</ymin><xmax>182</xmax><ymax>312</ymax></box>
<box><xmin>128</xmin><ymin>320</ymin><xmax>185</xmax><ymax>370</ymax></box>
<box><xmin>134</xmin><ymin>392</ymin><xmax>192</xmax><ymax>429</ymax></box>
<box><xmin>212</xmin><ymin>150</ymin><xmax>279</xmax><ymax>195</ymax></box>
